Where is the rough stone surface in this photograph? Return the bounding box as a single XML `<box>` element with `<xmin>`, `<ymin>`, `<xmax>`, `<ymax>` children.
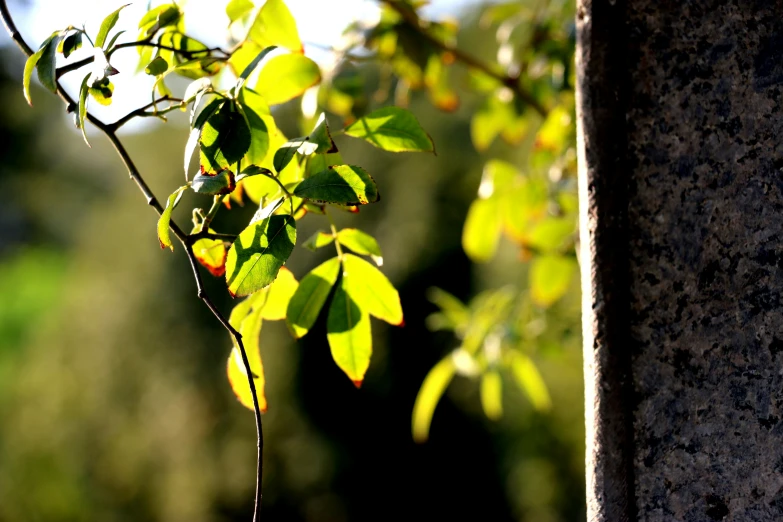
<box><xmin>579</xmin><ymin>0</ymin><xmax>783</xmax><ymax>520</ymax></box>
<box><xmin>626</xmin><ymin>1</ymin><xmax>783</xmax><ymax>521</ymax></box>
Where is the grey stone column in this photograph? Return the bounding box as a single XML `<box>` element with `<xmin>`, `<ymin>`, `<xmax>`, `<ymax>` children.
<box><xmin>577</xmin><ymin>1</ymin><xmax>783</xmax><ymax>521</ymax></box>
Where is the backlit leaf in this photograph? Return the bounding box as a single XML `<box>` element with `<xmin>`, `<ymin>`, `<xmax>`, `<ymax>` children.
<box><xmin>293</xmin><ymin>165</ymin><xmax>378</xmax><ymax>206</ymax></box>
<box><xmin>157</xmin><ymin>185</ymin><xmax>187</xmax><ymax>251</ymax></box>
<box><xmin>35</xmin><ymin>34</ymin><xmax>60</xmax><ymax>95</ymax></box>
<box><xmin>462</xmin><ymin>197</ymin><xmax>502</xmax><ymax>263</ymax></box>
<box><xmin>529</xmin><ymin>254</ymin><xmax>576</xmax><ymax>306</ymax></box>
<box><xmin>88</xmin><ymin>78</ymin><xmax>114</xmax><ymax>106</ymax></box>
<box><xmin>412</xmin><ymin>356</ymin><xmax>455</xmax><ymax>443</ymax></box>
<box><xmin>344</xmin><ymin>107</ymin><xmax>434</xmax><ymax>153</ymax></box>
<box><xmin>255</xmin><ymin>54</ymin><xmax>321</xmax><ymax>105</ymax></box>
<box><xmin>308</xmin><ymin>113</ymin><xmax>338</xmax><ymax>154</ymax></box>
<box><xmin>286</xmin><ymin>256</ymin><xmax>340</xmax><ymax>338</ymax></box>
<box><xmin>327</xmin><ymin>277</ymin><xmax>372</xmax><ymax>386</ymax></box>
<box><xmin>23</xmin><ymin>34</ymin><xmax>57</xmax><ymax>105</ymax></box>
<box><xmin>95</xmin><ymin>4</ymin><xmax>129</xmax><ymax>49</ymax></box>
<box><xmin>191</xmin><ymin>168</ymin><xmax>235</xmax><ymax>195</ymax></box>
<box><xmin>342</xmin><ymin>254</ymin><xmax>402</xmax><ymax>325</ymax></box>
<box><xmin>260</xmin><ymin>266</ymin><xmax>298</xmax><ymax>320</ymax></box>
<box><xmin>303</xmin><ymin>231</ymin><xmax>334</xmax><ymax>251</ymax></box>
<box><xmin>225</xmin><ymin>214</ymin><xmax>297</xmax><ymax>297</ymax></box>
<box><xmin>77</xmin><ymin>73</ymin><xmax>90</xmax><ymax>147</ymax></box>
<box><xmin>227</xmin><ymin>293</ymin><xmax>267</xmax><ymax>412</ymax></box>
<box><xmin>227</xmin><ymin>347</ymin><xmax>267</xmax><ymax>412</ymax></box>
<box><xmin>480</xmin><ymin>371</ymin><xmax>503</xmax><ymax>420</ymax></box>
<box><xmin>200</xmin><ymin>106</ymin><xmax>251</xmax><ymax>171</ymax></box>
<box><xmin>227</xmin><ymin>0</ymin><xmax>254</xmax><ymax>25</ymax></box>
<box><xmin>61</xmin><ymin>31</ymin><xmax>82</xmax><ymax>58</ymax></box>
<box><xmin>337</xmin><ymin>228</ymin><xmax>382</xmax><ymax>265</ymax></box>
<box><xmin>507</xmin><ymin>352</ymin><xmax>551</xmax><ymax>411</ymax></box>
<box><xmin>144</xmin><ymin>56</ymin><xmax>168</xmax><ymax>75</ymax></box>
<box><xmin>193</xmin><ymin>236</ymin><xmax>227</xmax><ymax>277</ymax></box>
<box><xmin>249</xmin><ymin>0</ymin><xmax>303</xmax><ymax>53</ymax></box>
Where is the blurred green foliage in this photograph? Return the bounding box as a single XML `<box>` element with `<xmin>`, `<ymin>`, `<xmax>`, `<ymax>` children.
<box><xmin>0</xmin><ymin>0</ymin><xmax>584</xmax><ymax>521</ymax></box>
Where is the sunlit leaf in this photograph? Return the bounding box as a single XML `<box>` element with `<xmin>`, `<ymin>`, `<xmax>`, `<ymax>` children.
<box><xmin>193</xmin><ymin>237</ymin><xmax>227</xmax><ymax>277</ymax></box>
<box><xmin>425</xmin><ymin>287</ymin><xmax>469</xmax><ymax>334</ymax></box>
<box><xmin>185</xmin><ymin>97</ymin><xmax>224</xmax><ymax>179</ymax></box>
<box><xmin>238</xmin><ymin>89</ymin><xmax>272</xmax><ymax>166</ymax></box>
<box><xmin>95</xmin><ymin>4</ymin><xmax>129</xmax><ymax>49</ymax></box>
<box><xmin>526</xmin><ymin>217</ymin><xmax>576</xmax><ymax>252</ymax></box>
<box><xmin>227</xmin><ymin>0</ymin><xmax>254</xmax><ymax>25</ymax></box>
<box><xmin>480</xmin><ymin>371</ymin><xmax>503</xmax><ymax>420</ymax></box>
<box><xmin>260</xmin><ymin>266</ymin><xmax>298</xmax><ymax>320</ymax></box>
<box><xmin>61</xmin><ymin>31</ymin><xmax>82</xmax><ymax>58</ymax></box>
<box><xmin>327</xmin><ymin>276</ymin><xmax>372</xmax><ymax>387</ymax></box>
<box><xmin>227</xmin><ymin>346</ymin><xmax>267</xmax><ymax>412</ymax></box>
<box><xmin>157</xmin><ymin>185</ymin><xmax>187</xmax><ymax>251</ymax></box>
<box><xmin>286</xmin><ymin>256</ymin><xmax>340</xmax><ymax>338</ymax></box>
<box><xmin>501</xmin><ymin>178</ymin><xmax>548</xmax><ymax>241</ymax></box>
<box><xmin>303</xmin><ymin>231</ymin><xmax>334</xmax><ymax>251</ymax></box>
<box><xmin>341</xmin><ymin>254</ymin><xmax>402</xmax><ymax>325</ymax></box>
<box><xmin>139</xmin><ymin>4</ymin><xmax>181</xmax><ymax>36</ymax></box>
<box><xmin>293</xmin><ymin>165</ymin><xmax>378</xmax><ymax>205</ymax></box>
<box><xmin>256</xmin><ymin>54</ymin><xmax>321</xmax><ymax>105</ymax></box>
<box><xmin>225</xmin><ymin>214</ymin><xmax>297</xmax><ymax>297</ymax></box>
<box><xmin>144</xmin><ymin>56</ymin><xmax>168</xmax><ymax>76</ymax></box>
<box><xmin>23</xmin><ymin>34</ymin><xmax>57</xmax><ymax>105</ymax></box>
<box><xmin>344</xmin><ymin>107</ymin><xmax>434</xmax><ymax>153</ymax></box>
<box><xmin>529</xmin><ymin>254</ymin><xmax>576</xmax><ymax>307</ymax></box>
<box><xmin>77</xmin><ymin>73</ymin><xmax>90</xmax><ymax>147</ymax></box>
<box><xmin>308</xmin><ymin>113</ymin><xmax>338</xmax><ymax>154</ymax></box>
<box><xmin>507</xmin><ymin>351</ymin><xmax>551</xmax><ymax>411</ymax></box>
<box><xmin>238</xmin><ymin>45</ymin><xmax>277</xmax><ymax>82</ymax></box>
<box><xmin>227</xmin><ymin>293</ymin><xmax>267</xmax><ymax>412</ymax></box>
<box><xmin>248</xmin><ymin>0</ymin><xmax>303</xmax><ymax>53</ymax></box>
<box><xmin>462</xmin><ymin>197</ymin><xmax>502</xmax><ymax>263</ymax></box>
<box><xmin>412</xmin><ymin>356</ymin><xmax>455</xmax><ymax>443</ymax></box>
<box><xmin>35</xmin><ymin>34</ymin><xmax>60</xmax><ymax>95</ymax></box>
<box><xmin>200</xmin><ymin>105</ymin><xmax>251</xmax><ymax>172</ymax></box>
<box><xmin>88</xmin><ymin>78</ymin><xmax>114</xmax><ymax>106</ymax></box>
<box><xmin>337</xmin><ymin>228</ymin><xmax>382</xmax><ymax>265</ymax></box>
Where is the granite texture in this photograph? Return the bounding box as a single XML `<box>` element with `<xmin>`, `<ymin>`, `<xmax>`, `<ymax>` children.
<box><xmin>626</xmin><ymin>1</ymin><xmax>783</xmax><ymax>520</ymax></box>
<box><xmin>579</xmin><ymin>0</ymin><xmax>783</xmax><ymax>520</ymax></box>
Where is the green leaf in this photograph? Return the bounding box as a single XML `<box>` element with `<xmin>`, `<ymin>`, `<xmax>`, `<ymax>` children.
<box><xmin>61</xmin><ymin>31</ymin><xmax>83</xmax><ymax>59</ymax></box>
<box><xmin>77</xmin><ymin>74</ymin><xmax>90</xmax><ymax>147</ymax></box>
<box><xmin>248</xmin><ymin>0</ymin><xmax>303</xmax><ymax>53</ymax></box>
<box><xmin>344</xmin><ymin>107</ymin><xmax>434</xmax><ymax>153</ymax></box>
<box><xmin>23</xmin><ymin>35</ymin><xmax>55</xmax><ymax>105</ymax></box>
<box><xmin>200</xmin><ymin>106</ymin><xmax>251</xmax><ymax>172</ymax></box>
<box><xmin>184</xmin><ymin>78</ymin><xmax>212</xmax><ymax>104</ymax></box>
<box><xmin>303</xmin><ymin>231</ymin><xmax>334</xmax><ymax>251</ymax></box>
<box><xmin>480</xmin><ymin>371</ymin><xmax>503</xmax><ymax>420</ymax></box>
<box><xmin>309</xmin><ymin>113</ymin><xmax>338</xmax><ymax>154</ymax></box>
<box><xmin>191</xmin><ymin>169</ymin><xmax>236</xmax><ymax>195</ymax></box>
<box><xmin>105</xmin><ymin>30</ymin><xmax>126</xmax><ymax>52</ymax></box>
<box><xmin>35</xmin><ymin>35</ymin><xmax>60</xmax><ymax>95</ymax></box>
<box><xmin>293</xmin><ymin>165</ymin><xmax>378</xmax><ymax>206</ymax></box>
<box><xmin>139</xmin><ymin>4</ymin><xmax>181</xmax><ymax>36</ymax></box>
<box><xmin>412</xmin><ymin>356</ymin><xmax>456</xmax><ymax>443</ymax></box>
<box><xmin>238</xmin><ymin>45</ymin><xmax>277</xmax><ymax>82</ymax></box>
<box><xmin>259</xmin><ymin>266</ymin><xmax>298</xmax><ymax>320</ymax></box>
<box><xmin>227</xmin><ymin>292</ymin><xmax>267</xmax><ymax>412</ymax></box>
<box><xmin>157</xmin><ymin>185</ymin><xmax>187</xmax><ymax>251</ymax></box>
<box><xmin>95</xmin><ymin>4</ymin><xmax>129</xmax><ymax>49</ymax></box>
<box><xmin>237</xmin><ymin>88</ymin><xmax>271</xmax><ymax>166</ymax></box>
<box><xmin>286</xmin><ymin>256</ymin><xmax>340</xmax><ymax>338</ymax></box>
<box><xmin>255</xmin><ymin>54</ymin><xmax>321</xmax><ymax>105</ymax></box>
<box><xmin>272</xmin><ymin>137</ymin><xmax>312</xmax><ymax>173</ymax></box>
<box><xmin>425</xmin><ymin>287</ymin><xmax>470</xmax><ymax>334</ymax></box>
<box><xmin>225</xmin><ymin>215</ymin><xmax>297</xmax><ymax>297</ymax></box>
<box><xmin>327</xmin><ymin>276</ymin><xmax>372</xmax><ymax>387</ymax></box>
<box><xmin>227</xmin><ymin>0</ymin><xmax>254</xmax><ymax>24</ymax></box>
<box><xmin>336</xmin><ymin>228</ymin><xmax>382</xmax><ymax>265</ymax></box>
<box><xmin>341</xmin><ymin>254</ymin><xmax>402</xmax><ymax>325</ymax></box>
<box><xmin>144</xmin><ymin>56</ymin><xmax>168</xmax><ymax>76</ymax></box>
<box><xmin>192</xmin><ymin>236</ymin><xmax>227</xmax><ymax>277</ymax></box>
<box><xmin>462</xmin><ymin>197</ymin><xmax>502</xmax><ymax>263</ymax></box>
<box><xmin>185</xmin><ymin>98</ymin><xmax>224</xmax><ymax>179</ymax></box>
<box><xmin>507</xmin><ymin>352</ymin><xmax>551</xmax><ymax>411</ymax></box>
<box><xmin>526</xmin><ymin>217</ymin><xmax>576</xmax><ymax>252</ymax></box>
<box><xmin>529</xmin><ymin>254</ymin><xmax>576</xmax><ymax>307</ymax></box>
<box><xmin>236</xmin><ymin>165</ymin><xmax>272</xmax><ymax>183</ymax></box>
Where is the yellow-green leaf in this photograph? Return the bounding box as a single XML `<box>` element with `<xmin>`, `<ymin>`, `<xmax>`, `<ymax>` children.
<box><xmin>193</xmin><ymin>237</ymin><xmax>227</xmax><ymax>277</ymax></box>
<box><xmin>327</xmin><ymin>277</ymin><xmax>372</xmax><ymax>387</ymax></box>
<box><xmin>480</xmin><ymin>371</ymin><xmax>503</xmax><ymax>420</ymax></box>
<box><xmin>303</xmin><ymin>231</ymin><xmax>334</xmax><ymax>251</ymax></box>
<box><xmin>95</xmin><ymin>4</ymin><xmax>129</xmax><ymax>49</ymax></box>
<box><xmin>342</xmin><ymin>254</ymin><xmax>402</xmax><ymax>325</ymax></box>
<box><xmin>336</xmin><ymin>228</ymin><xmax>382</xmax><ymax>265</ymax></box>
<box><xmin>225</xmin><ymin>214</ymin><xmax>297</xmax><ymax>297</ymax></box>
<box><xmin>227</xmin><ymin>347</ymin><xmax>267</xmax><ymax>412</ymax></box>
<box><xmin>293</xmin><ymin>165</ymin><xmax>378</xmax><ymax>206</ymax></box>
<box><xmin>286</xmin><ymin>256</ymin><xmax>340</xmax><ymax>338</ymax></box>
<box><xmin>529</xmin><ymin>254</ymin><xmax>576</xmax><ymax>307</ymax></box>
<box><xmin>26</xmin><ymin>34</ymin><xmax>59</xmax><ymax>103</ymax></box>
<box><xmin>412</xmin><ymin>356</ymin><xmax>455</xmax><ymax>443</ymax></box>
<box><xmin>227</xmin><ymin>293</ymin><xmax>267</xmax><ymax>412</ymax></box>
<box><xmin>255</xmin><ymin>53</ymin><xmax>321</xmax><ymax>105</ymax></box>
<box><xmin>462</xmin><ymin>197</ymin><xmax>502</xmax><ymax>263</ymax></box>
<box><xmin>227</xmin><ymin>0</ymin><xmax>254</xmax><ymax>25</ymax></box>
<box><xmin>200</xmin><ymin>105</ymin><xmax>252</xmax><ymax>172</ymax></box>
<box><xmin>344</xmin><ymin>107</ymin><xmax>434</xmax><ymax>153</ymax></box>
<box><xmin>157</xmin><ymin>185</ymin><xmax>187</xmax><ymax>251</ymax></box>
<box><xmin>526</xmin><ymin>217</ymin><xmax>576</xmax><ymax>252</ymax></box>
<box><xmin>248</xmin><ymin>0</ymin><xmax>303</xmax><ymax>53</ymax></box>
<box><xmin>507</xmin><ymin>352</ymin><xmax>551</xmax><ymax>411</ymax></box>
<box><xmin>77</xmin><ymin>73</ymin><xmax>90</xmax><ymax>147</ymax></box>
<box><xmin>260</xmin><ymin>266</ymin><xmax>298</xmax><ymax>320</ymax></box>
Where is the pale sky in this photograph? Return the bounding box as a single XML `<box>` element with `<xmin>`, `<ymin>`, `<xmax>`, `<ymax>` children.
<box><xmin>4</xmin><ymin>0</ymin><xmax>479</xmax><ymax>131</ymax></box>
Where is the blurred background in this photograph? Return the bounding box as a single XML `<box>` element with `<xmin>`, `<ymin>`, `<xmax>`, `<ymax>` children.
<box><xmin>0</xmin><ymin>1</ymin><xmax>584</xmax><ymax>521</ymax></box>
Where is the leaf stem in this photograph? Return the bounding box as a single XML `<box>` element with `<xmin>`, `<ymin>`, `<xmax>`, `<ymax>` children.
<box><xmin>379</xmin><ymin>0</ymin><xmax>547</xmax><ymax>117</ymax></box>
<box><xmin>0</xmin><ymin>3</ymin><xmax>263</xmax><ymax>520</ymax></box>
<box><xmin>260</xmin><ymin>171</ymin><xmax>295</xmax><ymax>215</ymax></box>
<box><xmin>325</xmin><ymin>208</ymin><xmax>344</xmax><ymax>259</ymax></box>
<box><xmin>107</xmin><ymin>95</ymin><xmax>184</xmax><ymax>131</ymax></box>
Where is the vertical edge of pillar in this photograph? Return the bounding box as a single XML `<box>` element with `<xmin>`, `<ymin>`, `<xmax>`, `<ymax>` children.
<box><xmin>575</xmin><ymin>1</ymin><xmax>635</xmax><ymax>521</ymax></box>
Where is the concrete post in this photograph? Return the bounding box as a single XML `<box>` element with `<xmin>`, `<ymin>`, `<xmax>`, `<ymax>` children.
<box><xmin>577</xmin><ymin>1</ymin><xmax>783</xmax><ymax>520</ymax></box>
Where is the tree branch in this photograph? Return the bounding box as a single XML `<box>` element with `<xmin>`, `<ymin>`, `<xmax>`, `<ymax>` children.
<box><xmin>108</xmin><ymin>95</ymin><xmax>185</xmax><ymax>131</ymax></box>
<box><xmin>0</xmin><ymin>3</ymin><xmax>264</xmax><ymax>520</ymax></box>
<box><xmin>380</xmin><ymin>0</ymin><xmax>548</xmax><ymax>117</ymax></box>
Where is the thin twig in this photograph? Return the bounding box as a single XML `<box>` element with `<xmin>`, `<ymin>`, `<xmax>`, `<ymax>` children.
<box><xmin>0</xmin><ymin>4</ymin><xmax>264</xmax><ymax>520</ymax></box>
<box><xmin>108</xmin><ymin>95</ymin><xmax>184</xmax><ymax>131</ymax></box>
<box><xmin>380</xmin><ymin>0</ymin><xmax>547</xmax><ymax>117</ymax></box>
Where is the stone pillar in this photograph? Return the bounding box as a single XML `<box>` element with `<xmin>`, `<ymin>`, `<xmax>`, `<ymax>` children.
<box><xmin>577</xmin><ymin>1</ymin><xmax>783</xmax><ymax>520</ymax></box>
